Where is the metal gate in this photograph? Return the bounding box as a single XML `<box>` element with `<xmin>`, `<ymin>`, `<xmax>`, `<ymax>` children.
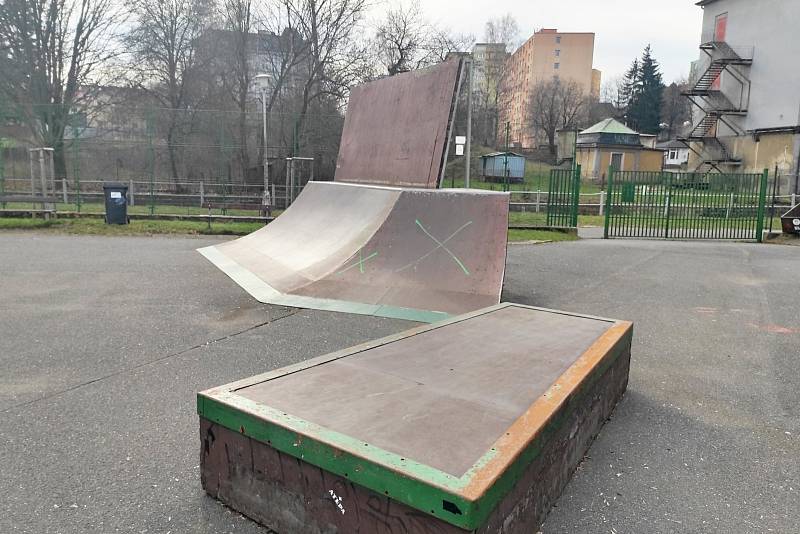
<box><xmin>546</xmin><ymin>166</ymin><xmax>581</xmax><ymax>227</ymax></box>
<box><xmin>603</xmin><ymin>169</ymin><xmax>769</xmax><ymax>241</ymax></box>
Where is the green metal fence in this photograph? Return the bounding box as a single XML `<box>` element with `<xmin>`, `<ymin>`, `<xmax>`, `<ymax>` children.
<box><xmin>603</xmin><ymin>168</ymin><xmax>769</xmax><ymax>242</ymax></box>
<box><xmin>546</xmin><ymin>166</ymin><xmax>581</xmax><ymax>227</ymax></box>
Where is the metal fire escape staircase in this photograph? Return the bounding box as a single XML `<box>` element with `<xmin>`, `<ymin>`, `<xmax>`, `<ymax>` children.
<box><xmin>679</xmin><ymin>41</ymin><xmax>753</xmax><ymax>173</ymax></box>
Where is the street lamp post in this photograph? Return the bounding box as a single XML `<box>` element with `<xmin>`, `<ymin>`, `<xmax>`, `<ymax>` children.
<box><xmin>255</xmin><ymin>74</ymin><xmax>272</xmax><ymax>217</ymax></box>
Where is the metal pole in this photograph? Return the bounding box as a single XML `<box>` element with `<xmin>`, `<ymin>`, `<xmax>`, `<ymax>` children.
<box><xmin>73</xmin><ymin>128</ymin><xmax>81</xmax><ymax>212</ymax></box>
<box><xmin>290</xmin><ymin>158</ymin><xmax>296</xmax><ymax>205</ymax></box>
<box><xmin>0</xmin><ymin>143</ymin><xmax>5</xmax><ymax>209</ymax></box>
<box><xmin>262</xmin><ymin>90</ymin><xmax>271</xmax><ymax>217</ymax></box>
<box><xmin>147</xmin><ymin>109</ymin><xmax>155</xmax><ymax>216</ymax></box>
<box><xmin>755</xmin><ymin>168</ymin><xmax>769</xmax><ymax>242</ymax></box>
<box><xmin>29</xmin><ymin>150</ymin><xmax>36</xmax><ymax>198</ymax></box>
<box><xmin>603</xmin><ymin>166</ymin><xmax>614</xmax><ymax>239</ymax></box>
<box><xmin>39</xmin><ymin>149</ymin><xmax>47</xmax><ymax>209</ymax></box>
<box><xmin>503</xmin><ymin>122</ymin><xmax>510</xmax><ymax>192</ymax></box>
<box><xmin>572</xmin><ymin>128</ymin><xmax>578</xmax><ymax>171</ymax></box>
<box><xmin>285</xmin><ymin>158</ymin><xmax>290</xmax><ymax>208</ymax></box>
<box><xmin>129</xmin><ymin>179</ymin><xmax>135</xmax><ymax>207</ymax></box>
<box><xmin>465</xmin><ymin>58</ymin><xmax>473</xmax><ymax>189</ymax></box>
<box><xmin>199</xmin><ymin>180</ymin><xmax>204</xmax><ymax>207</ymax></box>
<box><xmin>769</xmin><ymin>165</ymin><xmax>778</xmax><ymax>233</ymax></box>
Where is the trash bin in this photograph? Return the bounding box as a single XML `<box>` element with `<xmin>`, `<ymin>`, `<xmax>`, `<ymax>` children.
<box><xmin>103</xmin><ymin>183</ymin><xmax>129</xmax><ymax>224</ymax></box>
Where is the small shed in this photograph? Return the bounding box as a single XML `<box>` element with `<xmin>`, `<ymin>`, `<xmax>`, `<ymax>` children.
<box><xmin>480</xmin><ymin>152</ymin><xmax>526</xmax><ymax>183</ymax></box>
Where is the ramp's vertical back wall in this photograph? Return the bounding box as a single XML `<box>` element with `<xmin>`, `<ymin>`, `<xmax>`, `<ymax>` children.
<box><xmin>334</xmin><ymin>59</ymin><xmax>462</xmax><ymax>189</ymax></box>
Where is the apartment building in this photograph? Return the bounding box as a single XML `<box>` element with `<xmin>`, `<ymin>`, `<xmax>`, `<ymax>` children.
<box><xmin>472</xmin><ymin>43</ymin><xmax>510</xmax><ymax>100</ymax></box>
<box><xmin>500</xmin><ymin>29</ymin><xmax>599</xmax><ymax>148</ymax></box>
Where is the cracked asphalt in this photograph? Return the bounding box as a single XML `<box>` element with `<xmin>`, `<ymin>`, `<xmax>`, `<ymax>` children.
<box><xmin>1</xmin><ymin>233</ymin><xmax>798</xmax><ymax>533</ymax></box>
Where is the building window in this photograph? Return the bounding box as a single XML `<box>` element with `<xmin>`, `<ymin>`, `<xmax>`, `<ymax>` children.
<box><xmin>669</xmin><ymin>150</ymin><xmax>678</xmax><ymax>160</ymax></box>
<box><xmin>555</xmin><ymin>49</ymin><xmax>560</xmax><ymax>56</ymax></box>
<box><xmin>554</xmin><ymin>62</ymin><xmax>560</xmax><ymax>70</ymax></box>
<box><xmin>556</xmin><ymin>36</ymin><xmax>561</xmax><ymax>44</ymax></box>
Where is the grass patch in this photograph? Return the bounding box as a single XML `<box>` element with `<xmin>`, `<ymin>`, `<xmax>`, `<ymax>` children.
<box><xmin>508</xmin><ymin>229</ymin><xmax>578</xmax><ymax>243</ymax></box>
<box><xmin>507</xmin><ymin>211</ymin><xmax>603</xmax><ymax>228</ymax></box>
<box><xmin>0</xmin><ymin>217</ymin><xmax>262</xmax><ymax>236</ymax></box>
<box><xmin>0</xmin><ymin>200</ymin><xmax>280</xmax><ymax>217</ymax></box>
<box><xmin>0</xmin><ymin>217</ymin><xmax>61</xmax><ymax>230</ymax></box>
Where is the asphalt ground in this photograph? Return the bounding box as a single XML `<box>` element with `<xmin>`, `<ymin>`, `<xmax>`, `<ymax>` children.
<box><xmin>1</xmin><ymin>233</ymin><xmax>798</xmax><ymax>533</ymax></box>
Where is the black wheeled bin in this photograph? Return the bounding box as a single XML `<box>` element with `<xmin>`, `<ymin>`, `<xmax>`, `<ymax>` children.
<box><xmin>103</xmin><ymin>183</ymin><xmax>129</xmax><ymax>224</ymax></box>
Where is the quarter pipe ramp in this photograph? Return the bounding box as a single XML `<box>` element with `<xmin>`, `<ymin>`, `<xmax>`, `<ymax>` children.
<box><xmin>199</xmin><ymin>182</ymin><xmax>509</xmax><ymax>322</ymax></box>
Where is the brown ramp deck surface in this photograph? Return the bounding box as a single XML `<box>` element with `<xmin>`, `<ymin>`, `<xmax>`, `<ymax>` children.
<box><xmin>198</xmin><ymin>303</ymin><xmax>634</xmax><ymax>533</ymax></box>
<box><xmin>334</xmin><ymin>60</ymin><xmax>462</xmax><ymax>188</ymax></box>
<box><xmin>199</xmin><ymin>182</ymin><xmax>509</xmax><ymax>322</ymax></box>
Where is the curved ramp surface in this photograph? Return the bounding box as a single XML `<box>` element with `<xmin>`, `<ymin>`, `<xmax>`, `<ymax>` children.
<box><xmin>199</xmin><ymin>182</ymin><xmax>509</xmax><ymax>322</ymax></box>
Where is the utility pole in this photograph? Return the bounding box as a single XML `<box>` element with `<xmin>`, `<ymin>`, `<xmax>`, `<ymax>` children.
<box><xmin>255</xmin><ymin>74</ymin><xmax>273</xmax><ymax>217</ymax></box>
<box><xmin>503</xmin><ymin>121</ymin><xmax>510</xmax><ymax>192</ymax></box>
<box><xmin>465</xmin><ymin>57</ymin><xmax>473</xmax><ymax>189</ymax></box>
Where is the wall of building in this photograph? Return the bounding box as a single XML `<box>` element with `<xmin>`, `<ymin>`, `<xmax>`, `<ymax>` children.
<box><xmin>591</xmin><ymin>69</ymin><xmax>602</xmax><ymax>98</ymax></box>
<box><xmin>698</xmin><ymin>0</ymin><xmax>800</xmax><ymax>132</ymax></box>
<box><xmin>472</xmin><ymin>43</ymin><xmax>509</xmax><ymax>99</ymax></box>
<box><xmin>724</xmin><ymin>131</ymin><xmax>800</xmax><ymax>174</ymax></box>
<box><xmin>577</xmin><ymin>147</ymin><xmax>663</xmax><ymax>180</ymax></box>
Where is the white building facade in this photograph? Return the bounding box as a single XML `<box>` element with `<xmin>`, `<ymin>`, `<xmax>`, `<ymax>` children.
<box><xmin>685</xmin><ymin>0</ymin><xmax>800</xmax><ymax>192</ymax></box>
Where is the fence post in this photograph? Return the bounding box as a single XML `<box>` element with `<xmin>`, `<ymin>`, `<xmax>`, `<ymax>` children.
<box><xmin>755</xmin><ymin>168</ymin><xmax>769</xmax><ymax>243</ymax></box>
<box><xmin>199</xmin><ymin>181</ymin><xmax>205</xmax><ymax>207</ymax></box>
<box><xmin>129</xmin><ymin>179</ymin><xmax>135</xmax><ymax>207</ymax></box>
<box><xmin>603</xmin><ymin>166</ymin><xmax>614</xmax><ymax>239</ymax></box>
<box><xmin>768</xmin><ymin>166</ymin><xmax>778</xmax><ymax>234</ymax></box>
<box><xmin>62</xmin><ymin>176</ymin><xmax>68</xmax><ymax>204</ymax></box>
<box><xmin>536</xmin><ymin>190</ymin><xmax>541</xmax><ymax>213</ymax></box>
<box><xmin>664</xmin><ymin>190</ymin><xmax>672</xmax><ymax>239</ymax></box>
<box><xmin>599</xmin><ymin>190</ymin><xmax>605</xmax><ymax>216</ymax></box>
<box><xmin>571</xmin><ymin>164</ymin><xmax>581</xmax><ymax>227</ymax></box>
<box><xmin>0</xmin><ymin>144</ymin><xmax>4</xmax><ymax>209</ymax></box>
<box><xmin>147</xmin><ymin>109</ymin><xmax>155</xmax><ymax>216</ymax></box>
<box><xmin>792</xmin><ymin>193</ymin><xmax>797</xmax><ymax>208</ymax></box>
<box><xmin>726</xmin><ymin>192</ymin><xmax>734</xmax><ymax>219</ymax></box>
<box><xmin>71</xmin><ymin>118</ymin><xmax>82</xmax><ymax>212</ymax></box>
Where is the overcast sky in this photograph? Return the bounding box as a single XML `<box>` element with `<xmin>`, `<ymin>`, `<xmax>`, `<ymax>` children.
<box><xmin>370</xmin><ymin>1</ymin><xmax>704</xmax><ymax>84</ymax></box>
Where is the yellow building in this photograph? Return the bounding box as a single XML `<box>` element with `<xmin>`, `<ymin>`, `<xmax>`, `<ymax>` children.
<box><xmin>575</xmin><ymin>119</ymin><xmax>664</xmax><ymax>183</ymax></box>
<box><xmin>500</xmin><ymin>29</ymin><xmax>599</xmax><ymax>148</ymax></box>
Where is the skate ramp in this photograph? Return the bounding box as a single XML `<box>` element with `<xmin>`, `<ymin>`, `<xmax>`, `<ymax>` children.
<box><xmin>199</xmin><ymin>182</ymin><xmax>509</xmax><ymax>322</ymax></box>
<box><xmin>334</xmin><ymin>59</ymin><xmax>462</xmax><ymax>189</ymax></box>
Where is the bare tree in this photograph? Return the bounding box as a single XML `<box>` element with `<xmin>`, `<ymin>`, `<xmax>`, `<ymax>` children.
<box><xmin>279</xmin><ymin>0</ymin><xmax>369</xmax><ymax>153</ymax></box>
<box><xmin>661</xmin><ymin>79</ymin><xmax>691</xmax><ymax>139</ymax></box>
<box><xmin>528</xmin><ymin>78</ymin><xmax>587</xmax><ymax>155</ymax></box>
<box><xmin>126</xmin><ymin>0</ymin><xmax>213</xmax><ymax>183</ymax></box>
<box><xmin>221</xmin><ymin>0</ymin><xmax>254</xmax><ymax>177</ymax></box>
<box><xmin>0</xmin><ymin>0</ymin><xmax>122</xmax><ymax>177</ymax></box>
<box><xmin>373</xmin><ymin>1</ymin><xmax>471</xmax><ymax>76</ymax></box>
<box><xmin>483</xmin><ymin>13</ymin><xmax>520</xmax><ymax>51</ymax></box>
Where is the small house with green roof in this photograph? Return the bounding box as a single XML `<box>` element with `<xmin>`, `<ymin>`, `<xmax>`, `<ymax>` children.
<box><xmin>575</xmin><ymin>118</ymin><xmax>663</xmax><ymax>182</ymax></box>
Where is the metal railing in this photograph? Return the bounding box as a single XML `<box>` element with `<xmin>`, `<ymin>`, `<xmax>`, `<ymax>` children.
<box><xmin>0</xmin><ymin>177</ymin><xmax>310</xmax><ymax>214</ymax></box>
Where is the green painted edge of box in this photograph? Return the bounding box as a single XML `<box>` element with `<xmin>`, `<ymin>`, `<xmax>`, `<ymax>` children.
<box><xmin>198</xmin><ymin>245</ymin><xmax>451</xmax><ymax>324</ymax></box>
<box><xmin>198</xmin><ymin>392</ymin><xmax>478</xmax><ymax>529</ymax></box>
<box><xmin>198</xmin><ymin>305</ymin><xmax>632</xmax><ymax>530</ymax></box>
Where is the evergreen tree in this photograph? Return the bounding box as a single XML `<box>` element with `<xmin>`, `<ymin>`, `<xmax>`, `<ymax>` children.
<box><xmin>620</xmin><ymin>59</ymin><xmax>640</xmax><ymax>112</ymax></box>
<box><xmin>626</xmin><ymin>45</ymin><xmax>665</xmax><ymax>134</ymax></box>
